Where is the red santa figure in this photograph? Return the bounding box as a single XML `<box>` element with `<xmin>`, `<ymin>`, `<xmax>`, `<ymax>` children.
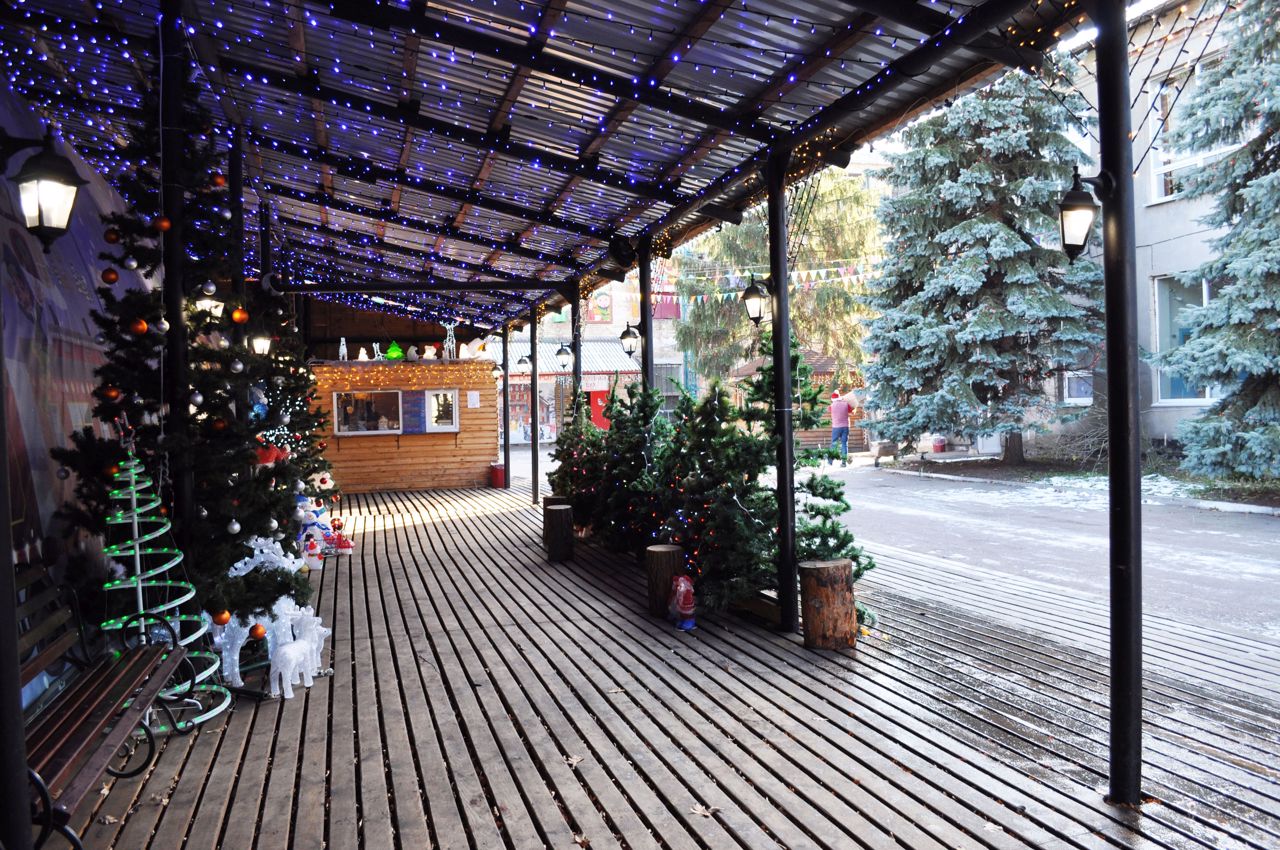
<box><xmin>667</xmin><ymin>576</ymin><xmax>696</xmax><ymax>631</ymax></box>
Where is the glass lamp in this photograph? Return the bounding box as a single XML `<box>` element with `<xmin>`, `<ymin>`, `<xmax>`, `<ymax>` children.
<box><xmin>742</xmin><ymin>277</ymin><xmax>768</xmax><ymax>326</ymax></box>
<box><xmin>13</xmin><ymin>135</ymin><xmax>86</xmax><ymax>252</ymax></box>
<box><xmin>619</xmin><ymin>323</ymin><xmax>640</xmax><ymax>355</ymax></box>
<box><xmin>555</xmin><ymin>343</ymin><xmax>573</xmax><ymax>370</ymax></box>
<box><xmin>1059</xmin><ymin>166</ymin><xmax>1100</xmax><ymax>262</ymax></box>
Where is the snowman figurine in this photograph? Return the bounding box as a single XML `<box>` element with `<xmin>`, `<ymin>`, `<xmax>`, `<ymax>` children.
<box><xmin>302</xmin><ymin>533</ymin><xmax>324</xmax><ymax>572</ymax></box>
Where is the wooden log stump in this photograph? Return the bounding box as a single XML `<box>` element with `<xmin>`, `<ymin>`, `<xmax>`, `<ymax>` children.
<box><xmin>542</xmin><ymin>496</ymin><xmax>570</xmax><ymax>544</ymax></box>
<box><xmin>799</xmin><ymin>559</ymin><xmax>857</xmax><ymax>650</ymax></box>
<box><xmin>645</xmin><ymin>545</ymin><xmax>684</xmax><ymax>617</ymax></box>
<box><xmin>545</xmin><ymin>505</ymin><xmax>574</xmax><ymax>562</ymax></box>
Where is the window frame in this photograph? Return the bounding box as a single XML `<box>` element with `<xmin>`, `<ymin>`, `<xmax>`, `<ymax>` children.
<box><xmin>1152</xmin><ymin>276</ymin><xmax>1218</xmax><ymax>406</ymax></box>
<box><xmin>1149</xmin><ymin>56</ymin><xmax>1235</xmax><ymax>203</ymax></box>
<box><xmin>423</xmin><ymin>388</ymin><xmax>460</xmax><ymax>433</ymax></box>
<box><xmin>333</xmin><ymin>390</ymin><xmax>404</xmax><ymax>436</ymax></box>
<box><xmin>1062</xmin><ymin>370</ymin><xmax>1095</xmax><ymax>406</ymax></box>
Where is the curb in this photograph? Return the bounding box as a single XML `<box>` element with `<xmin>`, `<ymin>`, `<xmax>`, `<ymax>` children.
<box><xmin>876</xmin><ymin>466</ymin><xmax>1280</xmax><ymax>517</ymax></box>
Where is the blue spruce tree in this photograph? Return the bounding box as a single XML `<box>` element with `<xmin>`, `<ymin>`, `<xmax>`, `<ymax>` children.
<box><xmin>1150</xmin><ymin>0</ymin><xmax>1280</xmax><ymax>481</ymax></box>
<box><xmin>862</xmin><ymin>64</ymin><xmax>1103</xmax><ymax>463</ymax></box>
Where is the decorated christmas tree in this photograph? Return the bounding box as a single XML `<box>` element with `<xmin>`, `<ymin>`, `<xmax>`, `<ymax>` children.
<box><xmin>861</xmin><ymin>62</ymin><xmax>1103</xmax><ymax>463</ymax></box>
<box><xmin>1149</xmin><ymin>0</ymin><xmax>1280</xmax><ymax>480</ymax></box>
<box><xmin>548</xmin><ymin>390</ymin><xmax>606</xmax><ymax>524</ymax></box>
<box><xmin>593</xmin><ymin>382</ymin><xmax>668</xmax><ymax>553</ymax></box>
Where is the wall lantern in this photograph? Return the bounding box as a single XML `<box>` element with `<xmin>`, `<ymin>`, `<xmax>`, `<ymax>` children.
<box><xmin>250</xmin><ymin>336</ymin><xmax>272</xmax><ymax>356</ymax></box>
<box><xmin>741</xmin><ymin>276</ymin><xmax>769</xmax><ymax>326</ymax></box>
<box><xmin>619</xmin><ymin>323</ymin><xmax>641</xmax><ymax>356</ymax></box>
<box><xmin>516</xmin><ymin>354</ymin><xmax>531</xmax><ymax>369</ymax></box>
<box><xmin>8</xmin><ymin>131</ymin><xmax>87</xmax><ymax>252</ymax></box>
<box><xmin>555</xmin><ymin>343</ymin><xmax>573</xmax><ymax>370</ymax></box>
<box><xmin>491</xmin><ymin>363</ymin><xmax>502</xmax><ymax>380</ymax></box>
<box><xmin>1059</xmin><ymin>166</ymin><xmax>1102</xmax><ymax>263</ymax></box>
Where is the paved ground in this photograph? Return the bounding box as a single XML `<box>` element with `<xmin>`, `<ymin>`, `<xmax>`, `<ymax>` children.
<box><xmin>509</xmin><ymin>445</ymin><xmax>1280</xmax><ymax>640</ymax></box>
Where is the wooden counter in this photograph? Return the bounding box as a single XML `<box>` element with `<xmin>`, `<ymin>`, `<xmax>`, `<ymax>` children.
<box><xmin>312</xmin><ymin>360</ymin><xmax>498</xmax><ymax>492</ymax></box>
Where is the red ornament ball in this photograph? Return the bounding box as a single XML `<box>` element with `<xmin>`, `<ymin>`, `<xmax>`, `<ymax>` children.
<box><xmin>212</xmin><ymin>610</ymin><xmax>232</xmax><ymax>626</ymax></box>
<box><xmin>153</xmin><ymin>216</ymin><xmax>172</xmax><ymax>232</ymax></box>
<box><xmin>102</xmin><ymin>386</ymin><xmax>122</xmax><ymax>401</ymax></box>
<box><xmin>315</xmin><ymin>498</ymin><xmax>323</xmax><ymax>507</ymax></box>
<box><xmin>101</xmin><ymin>268</ymin><xmax>120</xmax><ymax>284</ymax></box>
<box><xmin>158</xmin><ymin>505</ymin><xmax>169</xmax><ymax>516</ymax></box>
<box><xmin>331</xmin><ymin>494</ymin><xmax>341</xmax><ymax>503</ymax></box>
<box><xmin>230</xmin><ymin>307</ymin><xmax>250</xmax><ymax>325</ymax></box>
<box><xmin>317</xmin><ymin>441</ymin><xmax>327</xmax><ymax>451</ymax></box>
<box><xmin>129</xmin><ymin>317</ymin><xmax>149</xmax><ymax>335</ymax></box>
<box><xmin>107</xmin><ymin>464</ymin><xmax>120</xmax><ymax>475</ymax></box>
<box><xmin>210</xmin><ymin>417</ymin><xmax>228</xmax><ymax>432</ymax></box>
<box><xmin>104</xmin><ymin>228</ymin><xmax>121</xmax><ymax>244</ymax></box>
<box><xmin>211</xmin><ymin>173</ymin><xmax>227</xmax><ymax>188</ymax></box>
<box><xmin>249</xmin><ymin>623</ymin><xmax>267</xmax><ymax>641</ymax></box>
<box><xmin>319</xmin><ymin>477</ymin><xmax>329</xmax><ymax>486</ymax></box>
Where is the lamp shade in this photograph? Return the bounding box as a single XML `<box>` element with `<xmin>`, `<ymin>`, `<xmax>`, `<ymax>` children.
<box><xmin>250</xmin><ymin>336</ymin><xmax>272</xmax><ymax>356</ymax></box>
<box><xmin>491</xmin><ymin>363</ymin><xmax>502</xmax><ymax>379</ymax></box>
<box><xmin>1059</xmin><ymin>166</ymin><xmax>1099</xmax><ymax>262</ymax></box>
<box><xmin>742</xmin><ymin>278</ymin><xmax>768</xmax><ymax>325</ymax></box>
<box><xmin>195</xmin><ymin>295</ymin><xmax>225</xmax><ymax>318</ymax></box>
<box><xmin>619</xmin><ymin>324</ymin><xmax>641</xmax><ymax>355</ymax></box>
<box><xmin>516</xmin><ymin>354</ymin><xmax>531</xmax><ymax>369</ymax></box>
<box><xmin>14</xmin><ymin>136</ymin><xmax>86</xmax><ymax>252</ymax></box>
<box><xmin>555</xmin><ymin>343</ymin><xmax>573</xmax><ymax>370</ymax></box>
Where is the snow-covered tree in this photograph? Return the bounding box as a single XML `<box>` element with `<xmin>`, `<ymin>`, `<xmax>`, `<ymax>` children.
<box><xmin>1150</xmin><ymin>0</ymin><xmax>1280</xmax><ymax>480</ymax></box>
<box><xmin>861</xmin><ymin>64</ymin><xmax>1103</xmax><ymax>463</ymax></box>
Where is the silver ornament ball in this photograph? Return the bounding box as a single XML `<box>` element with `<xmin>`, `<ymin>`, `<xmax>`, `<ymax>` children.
<box><xmin>197</xmin><ymin>506</ymin><xmax>209</xmax><ymax>519</ymax></box>
<box><xmin>230</xmin><ymin>359</ymin><xmax>244</xmax><ymax>374</ymax></box>
<box><xmin>266</xmin><ymin>518</ymin><xmax>279</xmax><ymax>531</ymax></box>
<box><xmin>292</xmin><ymin>506</ymin><xmax>307</xmax><ymax>522</ymax></box>
<box><xmin>201</xmin><ymin>280</ymin><xmax>217</xmax><ymax>296</ymax></box>
<box><xmin>294</xmin><ymin>480</ymin><xmax>306</xmax><ymax>493</ymax></box>
<box><xmin>189</xmin><ymin>390</ymin><xmax>204</xmax><ymax>406</ymax></box>
<box><xmin>123</xmin><ymin>257</ymin><xmax>139</xmax><ymax>270</ymax></box>
<box><xmin>227</xmin><ymin>519</ymin><xmax>241</xmax><ymax>534</ymax></box>
<box><xmin>56</xmin><ymin>467</ymin><xmax>71</xmax><ymax>480</ymax></box>
<box><xmin>217</xmin><ymin>336</ymin><xmax>231</xmax><ymax>350</ymax></box>
<box><xmin>154</xmin><ymin>317</ymin><xmax>170</xmax><ymax>334</ymax></box>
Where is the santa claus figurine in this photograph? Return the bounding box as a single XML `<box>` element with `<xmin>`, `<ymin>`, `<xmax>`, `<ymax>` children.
<box><xmin>667</xmin><ymin>576</ymin><xmax>696</xmax><ymax>631</ymax></box>
<box><xmin>302</xmin><ymin>533</ymin><xmax>325</xmax><ymax>572</ymax></box>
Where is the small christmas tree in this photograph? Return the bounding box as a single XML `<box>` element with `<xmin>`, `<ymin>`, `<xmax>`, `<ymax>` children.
<box><xmin>861</xmin><ymin>62</ymin><xmax>1103</xmax><ymax>463</ymax></box>
<box><xmin>548</xmin><ymin>390</ymin><xmax>607</xmax><ymax>525</ymax></box>
<box><xmin>1149</xmin><ymin>0</ymin><xmax>1280</xmax><ymax>480</ymax></box>
<box><xmin>594</xmin><ymin>382</ymin><xmax>668</xmax><ymax>553</ymax></box>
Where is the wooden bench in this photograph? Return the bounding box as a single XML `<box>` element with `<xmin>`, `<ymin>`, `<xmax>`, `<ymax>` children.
<box><xmin>17</xmin><ymin>565</ymin><xmax>189</xmax><ymax>849</ymax></box>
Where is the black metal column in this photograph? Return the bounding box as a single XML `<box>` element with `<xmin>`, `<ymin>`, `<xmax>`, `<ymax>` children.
<box><xmin>530</xmin><ymin>310</ymin><xmax>540</xmax><ymax>504</ymax></box>
<box><xmin>766</xmin><ymin>149</ymin><xmax>798</xmax><ymax>633</ymax></box>
<box><xmin>570</xmin><ymin>292</ymin><xmax>582</xmax><ymax>409</ymax></box>
<box><xmin>160</xmin><ymin>0</ymin><xmax>192</xmax><ymax>539</ymax></box>
<box><xmin>0</xmin><ymin>284</ymin><xmax>33</xmax><ymax>850</ymax></box>
<box><xmin>1091</xmin><ymin>0</ymin><xmax>1143</xmax><ymax>806</ymax></box>
<box><xmin>229</xmin><ymin>125</ymin><xmax>246</xmax><ymax>347</ymax></box>
<box><xmin>502</xmin><ymin>326</ymin><xmax>512</xmax><ymax>490</ymax></box>
<box><xmin>259</xmin><ymin>200</ymin><xmax>273</xmax><ymax>277</ymax></box>
<box><xmin>638</xmin><ymin>235</ymin><xmax>655</xmax><ymax>393</ymax></box>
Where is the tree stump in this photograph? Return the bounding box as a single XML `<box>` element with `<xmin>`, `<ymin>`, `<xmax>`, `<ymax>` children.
<box><xmin>645</xmin><ymin>545</ymin><xmax>684</xmax><ymax>617</ymax></box>
<box><xmin>799</xmin><ymin>559</ymin><xmax>857</xmax><ymax>650</ymax></box>
<box><xmin>545</xmin><ymin>505</ymin><xmax>574</xmax><ymax>562</ymax></box>
<box><xmin>542</xmin><ymin>496</ymin><xmax>570</xmax><ymax>544</ymax></box>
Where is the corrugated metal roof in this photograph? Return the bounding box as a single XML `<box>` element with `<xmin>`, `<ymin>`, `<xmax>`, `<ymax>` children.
<box><xmin>488</xmin><ymin>339</ymin><xmax>641</xmax><ymax>377</ymax></box>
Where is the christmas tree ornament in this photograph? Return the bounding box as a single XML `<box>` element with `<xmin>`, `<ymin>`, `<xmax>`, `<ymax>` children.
<box><xmin>200</xmin><ymin>280</ymin><xmax>217</xmax><ymax>296</ymax></box>
<box><xmin>123</xmin><ymin>257</ymin><xmax>139</xmax><ymax>270</ymax></box>
<box><xmin>266</xmin><ymin>518</ymin><xmax>279</xmax><ymax>531</ymax></box>
<box><xmin>230</xmin><ymin>359</ymin><xmax>244</xmax><ymax>374</ymax></box>
<box><xmin>230</xmin><ymin>307</ymin><xmax>250</xmax><ymax>324</ymax></box>
<box><xmin>219</xmin><ymin>207</ymin><xmax>233</xmax><ymax>221</ymax></box>
<box><xmin>129</xmin><ymin>317</ymin><xmax>149</xmax><ymax>335</ymax></box>
<box><xmin>130</xmin><ymin>393</ymin><xmax>144</xmax><ymax>406</ymax></box>
<box><xmin>153</xmin><ymin>216</ymin><xmax>171</xmax><ymax>232</ymax></box>
<box><xmin>295</xmin><ymin>480</ymin><xmax>306</xmax><ymax>493</ymax></box>
<box><xmin>56</xmin><ymin>467</ymin><xmax>70</xmax><ymax>480</ymax></box>
<box><xmin>197</xmin><ymin>505</ymin><xmax>209</xmax><ymax>519</ymax></box>
<box><xmin>189</xmin><ymin>390</ymin><xmax>203</xmax><ymax>406</ymax></box>
<box><xmin>94</xmin><ymin>333</ymin><xmax>106</xmax><ymax>345</ymax></box>
<box><xmin>317</xmin><ymin>441</ymin><xmax>327</xmax><ymax>451</ymax></box>
<box><xmin>103</xmin><ymin>227</ymin><xmax>121</xmax><ymax>244</ymax></box>
<box><xmin>272</xmin><ymin>375</ymin><xmax>285</xmax><ymax>386</ymax></box>
<box><xmin>212</xmin><ymin>610</ymin><xmax>232</xmax><ymax>626</ymax></box>
<box><xmin>217</xmin><ymin>336</ymin><xmax>231</xmax><ymax>350</ymax></box>
<box><xmin>292</xmin><ymin>505</ymin><xmax>307</xmax><ymax>522</ymax></box>
<box><xmin>227</xmin><ymin>519</ymin><xmax>241</xmax><ymax>534</ymax></box>
<box><xmin>211</xmin><ymin>417</ymin><xmax>227</xmax><ymax>432</ymax></box>
<box><xmin>101</xmin><ymin>267</ymin><xmax>119</xmax><ymax>284</ymax></box>
<box><xmin>154</xmin><ymin>317</ymin><xmax>170</xmax><ymax>334</ymax></box>
<box><xmin>103</xmin><ymin>386</ymin><xmax>122</xmax><ymax>401</ymax></box>
<box><xmin>211</xmin><ymin>172</ymin><xmax>226</xmax><ymax>188</ymax></box>
<box><xmin>249</xmin><ymin>623</ymin><xmax>267</xmax><ymax>641</ymax></box>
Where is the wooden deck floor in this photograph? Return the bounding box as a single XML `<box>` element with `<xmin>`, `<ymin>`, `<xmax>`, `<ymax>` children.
<box><xmin>69</xmin><ymin>488</ymin><xmax>1280</xmax><ymax>849</ymax></box>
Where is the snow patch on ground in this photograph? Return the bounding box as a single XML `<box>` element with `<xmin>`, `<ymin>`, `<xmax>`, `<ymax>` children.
<box><xmin>1041</xmin><ymin>473</ymin><xmax>1200</xmax><ymax>501</ymax></box>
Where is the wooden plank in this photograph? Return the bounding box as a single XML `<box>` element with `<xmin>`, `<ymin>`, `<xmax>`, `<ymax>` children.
<box><xmin>181</xmin><ymin>687</ymin><xmax>269</xmax><ymax>850</ymax></box>
<box><xmin>144</xmin><ymin>720</ymin><xmax>230</xmax><ymax>848</ymax></box>
<box><xmin>324</xmin><ymin>513</ymin><xmax>360</xmax><ymax>850</ymax></box>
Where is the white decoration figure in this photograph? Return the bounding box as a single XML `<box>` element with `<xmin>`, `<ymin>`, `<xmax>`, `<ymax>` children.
<box><xmin>372</xmin><ymin>342</ymin><xmax>383</xmax><ymax>360</ymax></box>
<box><xmin>442</xmin><ymin>322</ymin><xmax>458</xmax><ymax>359</ymax></box>
<box><xmin>466</xmin><ymin>337</ymin><xmax>486</xmax><ymax>358</ymax></box>
<box><xmin>269</xmin><ymin>638</ymin><xmax>314</xmax><ymax>699</ymax></box>
<box><xmin>405</xmin><ymin>345</ymin><xmax>419</xmax><ymax>362</ymax></box>
<box><xmin>420</xmin><ymin>344</ymin><xmax>436</xmax><ymax>360</ymax></box>
<box><xmin>294</xmin><ymin>607</ymin><xmax>333</xmax><ymax>677</ymax></box>
<box><xmin>357</xmin><ymin>347</ymin><xmax>369</xmax><ymax>361</ymax></box>
<box><xmin>217</xmin><ymin>618</ymin><xmax>253</xmax><ymax>688</ymax></box>
<box><xmin>338</xmin><ymin>337</ymin><xmax>348</xmax><ymax>361</ymax></box>
<box><xmin>303</xmin><ymin>534</ymin><xmax>324</xmax><ymax>572</ymax></box>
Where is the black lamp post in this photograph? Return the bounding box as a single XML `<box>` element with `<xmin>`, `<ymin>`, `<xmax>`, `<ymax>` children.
<box><xmin>619</xmin><ymin>323</ymin><xmax>641</xmax><ymax>356</ymax></box>
<box><xmin>1059</xmin><ymin>165</ymin><xmax>1102</xmax><ymax>262</ymax></box>
<box><xmin>741</xmin><ymin>276</ymin><xmax>769</xmax><ymax>326</ymax></box>
<box><xmin>9</xmin><ymin>131</ymin><xmax>86</xmax><ymax>253</ymax></box>
<box><xmin>555</xmin><ymin>343</ymin><xmax>573</xmax><ymax>371</ymax></box>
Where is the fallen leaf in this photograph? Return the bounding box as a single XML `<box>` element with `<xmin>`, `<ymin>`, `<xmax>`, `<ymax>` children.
<box><xmin>983</xmin><ymin>823</ymin><xmax>1003</xmax><ymax>833</ymax></box>
<box><xmin>564</xmin><ymin>755</ymin><xmax>583</xmax><ymax>768</ymax></box>
<box><xmin>690</xmin><ymin>804</ymin><xmax>720</xmax><ymax>818</ymax></box>
<box><xmin>573</xmin><ymin>833</ymin><xmax>591</xmax><ymax>847</ymax></box>
<box><xmin>97</xmin><ymin>815</ymin><xmax>120</xmax><ymax>825</ymax></box>
<box><xmin>607</xmin><ymin>687</ymin><xmax>625</xmax><ymax>694</ymax></box>
<box><xmin>98</xmin><ymin>784</ymin><xmax>111</xmax><ymax>797</ymax></box>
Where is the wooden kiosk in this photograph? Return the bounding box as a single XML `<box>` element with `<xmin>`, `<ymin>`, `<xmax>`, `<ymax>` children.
<box><xmin>312</xmin><ymin>359</ymin><xmax>498</xmax><ymax>492</ymax></box>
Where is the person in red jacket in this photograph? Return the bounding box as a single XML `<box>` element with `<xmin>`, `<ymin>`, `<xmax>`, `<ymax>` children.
<box><xmin>829</xmin><ymin>390</ymin><xmax>859</xmax><ymax>466</ymax></box>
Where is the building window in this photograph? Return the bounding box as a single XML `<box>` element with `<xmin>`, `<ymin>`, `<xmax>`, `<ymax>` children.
<box><xmin>425</xmin><ymin>389</ymin><xmax>459</xmax><ymax>432</ymax></box>
<box><xmin>1155</xmin><ymin>277</ymin><xmax>1216</xmax><ymax>403</ymax></box>
<box><xmin>1063</xmin><ymin>371</ymin><xmax>1094</xmax><ymax>406</ymax></box>
<box><xmin>1151</xmin><ymin>60</ymin><xmax>1233</xmax><ymax>201</ymax></box>
<box><xmin>334</xmin><ymin>391</ymin><xmax>402</xmax><ymax>435</ymax></box>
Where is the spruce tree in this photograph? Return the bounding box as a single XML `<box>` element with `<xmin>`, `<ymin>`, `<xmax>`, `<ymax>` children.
<box><xmin>594</xmin><ymin>382</ymin><xmax>668</xmax><ymax>553</ymax></box>
<box><xmin>548</xmin><ymin>390</ymin><xmax>607</xmax><ymax>524</ymax></box>
<box><xmin>862</xmin><ymin>64</ymin><xmax>1103</xmax><ymax>462</ymax></box>
<box><xmin>1150</xmin><ymin>0</ymin><xmax>1280</xmax><ymax>480</ymax></box>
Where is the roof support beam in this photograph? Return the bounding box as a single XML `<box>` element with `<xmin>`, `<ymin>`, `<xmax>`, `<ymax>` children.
<box><xmin>277</xmin><ymin>273</ymin><xmax>555</xmax><ymax>295</ymax></box>
<box><xmin>220</xmin><ymin>58</ymin><xmax>691</xmax><ymax>205</ymax></box>
<box><xmin>284</xmin><ymin>243</ymin><xmax>562</xmax><ymax>292</ymax></box>
<box><xmin>845</xmin><ymin>1</ymin><xmax>1042</xmax><ymax>69</ymax></box>
<box><xmin>251</xmin><ymin>134</ymin><xmax>610</xmax><ymax>240</ymax></box>
<box><xmin>261</xmin><ymin>183</ymin><xmax>583</xmax><ymax>269</ymax></box>
<box><xmin>319</xmin><ymin>0</ymin><xmax>779</xmax><ymax>143</ymax></box>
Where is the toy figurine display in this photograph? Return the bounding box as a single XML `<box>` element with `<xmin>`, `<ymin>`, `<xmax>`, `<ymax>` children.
<box><xmin>668</xmin><ymin>576</ymin><xmax>696</xmax><ymax>631</ymax></box>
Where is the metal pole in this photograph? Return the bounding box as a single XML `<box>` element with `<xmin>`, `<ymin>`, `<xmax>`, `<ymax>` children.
<box><xmin>766</xmin><ymin>148</ymin><xmax>798</xmax><ymax>633</ymax></box>
<box><xmin>570</xmin><ymin>291</ymin><xmax>582</xmax><ymax>409</ymax></box>
<box><xmin>1090</xmin><ymin>0</ymin><xmax>1143</xmax><ymax>806</ymax></box>
<box><xmin>229</xmin><ymin>125</ymin><xmax>246</xmax><ymax>347</ymax></box>
<box><xmin>501</xmin><ymin>327</ymin><xmax>511</xmax><ymax>490</ymax></box>
<box><xmin>259</xmin><ymin>200</ymin><xmax>273</xmax><ymax>277</ymax></box>
<box><xmin>638</xmin><ymin>235</ymin><xmax>655</xmax><ymax>393</ymax></box>
<box><xmin>530</xmin><ymin>309</ymin><xmax>540</xmax><ymax>504</ymax></box>
<box><xmin>160</xmin><ymin>0</ymin><xmax>192</xmax><ymax>541</ymax></box>
<box><xmin>0</xmin><ymin>278</ymin><xmax>34</xmax><ymax>850</ymax></box>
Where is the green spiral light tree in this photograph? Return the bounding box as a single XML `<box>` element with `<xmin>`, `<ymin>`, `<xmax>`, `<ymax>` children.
<box><xmin>100</xmin><ymin>445</ymin><xmax>232</xmax><ymax>732</ymax></box>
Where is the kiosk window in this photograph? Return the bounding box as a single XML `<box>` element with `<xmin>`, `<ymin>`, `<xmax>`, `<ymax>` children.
<box><xmin>334</xmin><ymin>391</ymin><xmax>402</xmax><ymax>434</ymax></box>
<box><xmin>425</xmin><ymin>390</ymin><xmax>459</xmax><ymax>432</ymax></box>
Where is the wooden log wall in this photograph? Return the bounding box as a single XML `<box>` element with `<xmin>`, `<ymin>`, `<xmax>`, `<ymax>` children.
<box><xmin>313</xmin><ymin>361</ymin><xmax>498</xmax><ymax>492</ymax></box>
